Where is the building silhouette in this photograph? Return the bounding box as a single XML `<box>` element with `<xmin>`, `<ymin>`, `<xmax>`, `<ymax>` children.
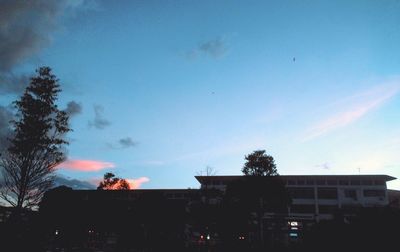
<box><xmin>39</xmin><ymin>174</ymin><xmax>397</xmax><ymax>251</ymax></box>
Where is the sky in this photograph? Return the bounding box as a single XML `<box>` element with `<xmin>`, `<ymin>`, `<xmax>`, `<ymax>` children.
<box><xmin>1</xmin><ymin>0</ymin><xmax>400</xmax><ymax>190</ymax></box>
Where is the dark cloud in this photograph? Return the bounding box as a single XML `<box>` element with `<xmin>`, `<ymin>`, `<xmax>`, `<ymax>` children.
<box><xmin>186</xmin><ymin>37</ymin><xmax>228</xmax><ymax>60</ymax></box>
<box><xmin>0</xmin><ymin>74</ymin><xmax>30</xmax><ymax>95</ymax></box>
<box><xmin>0</xmin><ymin>0</ymin><xmax>99</xmax><ymax>94</ymax></box>
<box><xmin>199</xmin><ymin>38</ymin><xmax>228</xmax><ymax>58</ymax></box>
<box><xmin>88</xmin><ymin>105</ymin><xmax>111</xmax><ymax>129</ymax></box>
<box><xmin>0</xmin><ymin>105</ymin><xmax>13</xmax><ymax>152</ymax></box>
<box><xmin>65</xmin><ymin>101</ymin><xmax>82</xmax><ymax>117</ymax></box>
<box><xmin>119</xmin><ymin>137</ymin><xmax>137</xmax><ymax>148</ymax></box>
<box><xmin>53</xmin><ymin>175</ymin><xmax>95</xmax><ymax>190</ymax></box>
<box><xmin>107</xmin><ymin>137</ymin><xmax>138</xmax><ymax>149</ymax></box>
<box><xmin>0</xmin><ymin>0</ymin><xmax>62</xmax><ymax>72</ymax></box>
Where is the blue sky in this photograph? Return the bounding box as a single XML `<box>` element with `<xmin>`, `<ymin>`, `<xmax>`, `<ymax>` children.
<box><xmin>1</xmin><ymin>0</ymin><xmax>400</xmax><ymax>189</ymax></box>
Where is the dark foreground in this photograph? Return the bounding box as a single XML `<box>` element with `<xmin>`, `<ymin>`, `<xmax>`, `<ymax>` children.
<box><xmin>1</xmin><ymin>207</ymin><xmax>399</xmax><ymax>252</ymax></box>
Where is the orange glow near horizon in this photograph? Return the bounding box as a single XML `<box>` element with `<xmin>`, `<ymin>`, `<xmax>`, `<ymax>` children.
<box><xmin>89</xmin><ymin>176</ymin><xmax>150</xmax><ymax>189</ymax></box>
<box><xmin>57</xmin><ymin>159</ymin><xmax>115</xmax><ymax>172</ymax></box>
<box><xmin>126</xmin><ymin>177</ymin><xmax>150</xmax><ymax>189</ymax></box>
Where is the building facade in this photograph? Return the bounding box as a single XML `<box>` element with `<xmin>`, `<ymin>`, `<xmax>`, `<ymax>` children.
<box><xmin>39</xmin><ymin>174</ymin><xmax>397</xmax><ymax>251</ymax></box>
<box><xmin>196</xmin><ymin>175</ymin><xmax>395</xmax><ymax>221</ymax></box>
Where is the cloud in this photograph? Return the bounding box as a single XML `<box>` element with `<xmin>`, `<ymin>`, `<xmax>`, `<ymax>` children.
<box><xmin>89</xmin><ymin>176</ymin><xmax>150</xmax><ymax>189</ymax></box>
<box><xmin>303</xmin><ymin>83</ymin><xmax>400</xmax><ymax>141</ymax></box>
<box><xmin>0</xmin><ymin>74</ymin><xmax>30</xmax><ymax>95</ymax></box>
<box><xmin>199</xmin><ymin>38</ymin><xmax>228</xmax><ymax>58</ymax></box>
<box><xmin>53</xmin><ymin>175</ymin><xmax>96</xmax><ymax>189</ymax></box>
<box><xmin>315</xmin><ymin>162</ymin><xmax>331</xmax><ymax>170</ymax></box>
<box><xmin>119</xmin><ymin>137</ymin><xmax>137</xmax><ymax>148</ymax></box>
<box><xmin>186</xmin><ymin>37</ymin><xmax>228</xmax><ymax>60</ymax></box>
<box><xmin>126</xmin><ymin>177</ymin><xmax>150</xmax><ymax>189</ymax></box>
<box><xmin>88</xmin><ymin>105</ymin><xmax>111</xmax><ymax>129</ymax></box>
<box><xmin>57</xmin><ymin>159</ymin><xmax>115</xmax><ymax>172</ymax></box>
<box><xmin>0</xmin><ymin>105</ymin><xmax>13</xmax><ymax>152</ymax></box>
<box><xmin>0</xmin><ymin>0</ymin><xmax>99</xmax><ymax>94</ymax></box>
<box><xmin>65</xmin><ymin>101</ymin><xmax>82</xmax><ymax>117</ymax></box>
<box><xmin>107</xmin><ymin>137</ymin><xmax>137</xmax><ymax>149</ymax></box>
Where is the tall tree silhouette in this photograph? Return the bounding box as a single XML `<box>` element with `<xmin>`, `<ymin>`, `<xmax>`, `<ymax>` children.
<box><xmin>0</xmin><ymin>67</ymin><xmax>71</xmax><ymax>210</ymax></box>
<box><xmin>224</xmin><ymin>150</ymin><xmax>289</xmax><ymax>249</ymax></box>
<box><xmin>242</xmin><ymin>150</ymin><xmax>278</xmax><ymax>176</ymax></box>
<box><xmin>97</xmin><ymin>172</ymin><xmax>130</xmax><ymax>190</ymax></box>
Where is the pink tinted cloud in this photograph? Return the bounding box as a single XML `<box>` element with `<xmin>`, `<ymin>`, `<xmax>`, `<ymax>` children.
<box><xmin>126</xmin><ymin>177</ymin><xmax>150</xmax><ymax>189</ymax></box>
<box><xmin>58</xmin><ymin>159</ymin><xmax>115</xmax><ymax>172</ymax></box>
<box><xmin>303</xmin><ymin>84</ymin><xmax>400</xmax><ymax>141</ymax></box>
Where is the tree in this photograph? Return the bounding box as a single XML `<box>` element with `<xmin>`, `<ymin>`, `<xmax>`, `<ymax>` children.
<box><xmin>242</xmin><ymin>150</ymin><xmax>278</xmax><ymax>176</ymax></box>
<box><xmin>224</xmin><ymin>149</ymin><xmax>289</xmax><ymax>249</ymax></box>
<box><xmin>0</xmin><ymin>67</ymin><xmax>71</xmax><ymax>210</ymax></box>
<box><xmin>196</xmin><ymin>165</ymin><xmax>217</xmax><ymax>176</ymax></box>
<box><xmin>97</xmin><ymin>172</ymin><xmax>130</xmax><ymax>190</ymax></box>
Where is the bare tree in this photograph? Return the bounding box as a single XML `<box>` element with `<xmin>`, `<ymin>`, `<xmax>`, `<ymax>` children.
<box><xmin>0</xmin><ymin>67</ymin><xmax>71</xmax><ymax>210</ymax></box>
<box><xmin>196</xmin><ymin>165</ymin><xmax>217</xmax><ymax>176</ymax></box>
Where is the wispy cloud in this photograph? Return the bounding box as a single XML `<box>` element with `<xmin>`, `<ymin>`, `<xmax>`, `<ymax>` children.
<box><xmin>174</xmin><ymin>136</ymin><xmax>265</xmax><ymax>162</ymax></box>
<box><xmin>58</xmin><ymin>159</ymin><xmax>115</xmax><ymax>172</ymax></box>
<box><xmin>107</xmin><ymin>137</ymin><xmax>137</xmax><ymax>149</ymax></box>
<box><xmin>315</xmin><ymin>162</ymin><xmax>331</xmax><ymax>170</ymax></box>
<box><xmin>88</xmin><ymin>105</ymin><xmax>111</xmax><ymax>129</ymax></box>
<box><xmin>303</xmin><ymin>83</ymin><xmax>400</xmax><ymax>141</ymax></box>
<box><xmin>65</xmin><ymin>101</ymin><xmax>82</xmax><ymax>117</ymax></box>
<box><xmin>186</xmin><ymin>37</ymin><xmax>228</xmax><ymax>60</ymax></box>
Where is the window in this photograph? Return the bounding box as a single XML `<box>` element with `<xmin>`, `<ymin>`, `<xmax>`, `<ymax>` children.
<box><xmin>211</xmin><ymin>180</ymin><xmax>221</xmax><ymax>185</ymax></box>
<box><xmin>316</xmin><ymin>179</ymin><xmax>326</xmax><ymax>185</ymax></box>
<box><xmin>287</xmin><ymin>180</ymin><xmax>296</xmax><ymax>185</ymax></box>
<box><xmin>297</xmin><ymin>180</ymin><xmax>305</xmax><ymax>185</ymax></box>
<box><xmin>319</xmin><ymin>205</ymin><xmax>339</xmax><ymax>214</ymax></box>
<box><xmin>344</xmin><ymin>189</ymin><xmax>357</xmax><ymax>200</ymax></box>
<box><xmin>291</xmin><ymin>204</ymin><xmax>315</xmax><ymax>214</ymax></box>
<box><xmin>361</xmin><ymin>180</ymin><xmax>372</xmax><ymax>185</ymax></box>
<box><xmin>339</xmin><ymin>180</ymin><xmax>349</xmax><ymax>185</ymax></box>
<box><xmin>289</xmin><ymin>187</ymin><xmax>315</xmax><ymax>199</ymax></box>
<box><xmin>350</xmin><ymin>180</ymin><xmax>360</xmax><ymax>185</ymax></box>
<box><xmin>363</xmin><ymin>190</ymin><xmax>385</xmax><ymax>197</ymax></box>
<box><xmin>327</xmin><ymin>180</ymin><xmax>337</xmax><ymax>185</ymax></box>
<box><xmin>374</xmin><ymin>180</ymin><xmax>385</xmax><ymax>185</ymax></box>
<box><xmin>306</xmin><ymin>179</ymin><xmax>314</xmax><ymax>185</ymax></box>
<box><xmin>317</xmin><ymin>188</ymin><xmax>338</xmax><ymax>199</ymax></box>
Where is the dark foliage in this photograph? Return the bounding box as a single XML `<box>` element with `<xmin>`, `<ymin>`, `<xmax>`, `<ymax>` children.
<box><xmin>242</xmin><ymin>150</ymin><xmax>278</xmax><ymax>176</ymax></box>
<box><xmin>298</xmin><ymin>207</ymin><xmax>400</xmax><ymax>252</ymax></box>
<box><xmin>223</xmin><ymin>176</ymin><xmax>291</xmax><ymax>249</ymax></box>
<box><xmin>0</xmin><ymin>67</ymin><xmax>70</xmax><ymax>209</ymax></box>
<box><xmin>97</xmin><ymin>172</ymin><xmax>130</xmax><ymax>190</ymax></box>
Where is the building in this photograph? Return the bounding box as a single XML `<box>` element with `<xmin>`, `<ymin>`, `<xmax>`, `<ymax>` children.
<box><xmin>40</xmin><ymin>174</ymin><xmax>397</xmax><ymax>251</ymax></box>
<box><xmin>196</xmin><ymin>174</ymin><xmax>395</xmax><ymax>221</ymax></box>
